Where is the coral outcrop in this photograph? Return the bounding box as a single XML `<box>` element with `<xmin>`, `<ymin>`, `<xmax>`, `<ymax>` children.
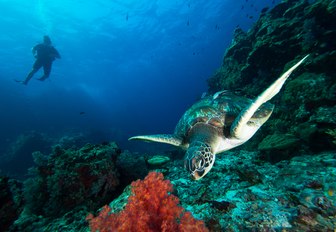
<box><xmin>23</xmin><ymin>142</ymin><xmax>120</xmax><ymax>217</ymax></box>
<box><xmin>0</xmin><ymin>176</ymin><xmax>23</xmax><ymax>231</ymax></box>
<box><xmin>116</xmin><ymin>150</ymin><xmax>148</xmax><ymax>187</ymax></box>
<box><xmin>9</xmin><ymin>142</ymin><xmax>121</xmax><ymax>231</ymax></box>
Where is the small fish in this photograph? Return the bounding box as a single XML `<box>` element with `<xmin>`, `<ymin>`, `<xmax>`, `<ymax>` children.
<box><xmin>126</xmin><ymin>13</ymin><xmax>129</xmax><ymax>21</ymax></box>
<box><xmin>80</xmin><ymin>112</ymin><xmax>86</xmax><ymax>115</ymax></box>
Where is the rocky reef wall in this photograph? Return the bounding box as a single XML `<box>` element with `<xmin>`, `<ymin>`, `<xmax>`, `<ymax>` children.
<box><xmin>208</xmin><ymin>0</ymin><xmax>336</xmax><ymax>156</ymax></box>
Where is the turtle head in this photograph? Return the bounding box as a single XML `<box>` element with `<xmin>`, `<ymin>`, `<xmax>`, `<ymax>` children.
<box><xmin>184</xmin><ymin>141</ymin><xmax>215</xmax><ymax>180</ymax></box>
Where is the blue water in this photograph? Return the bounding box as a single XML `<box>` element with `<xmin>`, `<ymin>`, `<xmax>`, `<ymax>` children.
<box><xmin>0</xmin><ymin>0</ymin><xmax>280</xmax><ymax>154</ymax></box>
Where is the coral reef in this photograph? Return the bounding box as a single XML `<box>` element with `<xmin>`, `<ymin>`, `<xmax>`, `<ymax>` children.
<box><xmin>95</xmin><ymin>149</ymin><xmax>336</xmax><ymax>231</ymax></box>
<box><xmin>5</xmin><ymin>142</ymin><xmax>121</xmax><ymax>231</ymax></box>
<box><xmin>166</xmin><ymin>150</ymin><xmax>336</xmax><ymax>231</ymax></box>
<box><xmin>87</xmin><ymin>172</ymin><xmax>208</xmax><ymax>232</ymax></box>
<box><xmin>258</xmin><ymin>133</ymin><xmax>300</xmax><ymax>151</ymax></box>
<box><xmin>257</xmin><ymin>133</ymin><xmax>301</xmax><ymax>162</ymax></box>
<box><xmin>57</xmin><ymin>133</ymin><xmax>89</xmax><ymax>149</ymax></box>
<box><xmin>22</xmin><ymin>142</ymin><xmax>120</xmax><ymax>218</ymax></box>
<box><xmin>0</xmin><ymin>176</ymin><xmax>23</xmax><ymax>231</ymax></box>
<box><xmin>116</xmin><ymin>152</ymin><xmax>172</xmax><ymax>188</ymax></box>
<box><xmin>116</xmin><ymin>150</ymin><xmax>149</xmax><ymax>187</ymax></box>
<box><xmin>207</xmin><ymin>0</ymin><xmax>336</xmax><ymax>154</ymax></box>
<box><xmin>325</xmin><ymin>129</ymin><xmax>336</xmax><ymax>145</ymax></box>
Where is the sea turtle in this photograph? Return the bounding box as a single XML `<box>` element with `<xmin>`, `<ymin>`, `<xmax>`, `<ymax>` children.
<box><xmin>129</xmin><ymin>55</ymin><xmax>308</xmax><ymax>180</ymax></box>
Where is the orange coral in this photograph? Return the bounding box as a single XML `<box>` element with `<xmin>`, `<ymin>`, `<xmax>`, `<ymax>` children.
<box><xmin>87</xmin><ymin>172</ymin><xmax>208</xmax><ymax>232</ymax></box>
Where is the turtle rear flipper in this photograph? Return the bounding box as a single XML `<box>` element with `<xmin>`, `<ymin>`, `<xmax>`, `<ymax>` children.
<box><xmin>231</xmin><ymin>55</ymin><xmax>309</xmax><ymax>140</ymax></box>
<box><xmin>129</xmin><ymin>134</ymin><xmax>183</xmax><ymax>147</ymax></box>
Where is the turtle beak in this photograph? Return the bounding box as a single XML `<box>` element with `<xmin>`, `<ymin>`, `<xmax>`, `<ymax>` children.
<box><xmin>191</xmin><ymin>169</ymin><xmax>205</xmax><ymax>180</ymax></box>
<box><xmin>184</xmin><ymin>157</ymin><xmax>207</xmax><ymax>180</ymax></box>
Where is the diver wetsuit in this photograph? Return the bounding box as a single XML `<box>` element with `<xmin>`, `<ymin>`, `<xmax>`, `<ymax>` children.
<box><xmin>21</xmin><ymin>36</ymin><xmax>61</xmax><ymax>85</ymax></box>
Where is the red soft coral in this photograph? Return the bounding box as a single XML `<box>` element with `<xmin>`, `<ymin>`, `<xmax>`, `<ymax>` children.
<box><xmin>87</xmin><ymin>172</ymin><xmax>208</xmax><ymax>232</ymax></box>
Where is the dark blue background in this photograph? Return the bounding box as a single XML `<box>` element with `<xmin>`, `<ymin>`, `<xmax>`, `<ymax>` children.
<box><xmin>0</xmin><ymin>0</ymin><xmax>280</xmax><ymax>153</ymax></box>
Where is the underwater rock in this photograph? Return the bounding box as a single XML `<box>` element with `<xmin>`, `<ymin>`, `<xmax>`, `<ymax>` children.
<box><xmin>325</xmin><ymin>129</ymin><xmax>336</xmax><ymax>145</ymax></box>
<box><xmin>283</xmin><ymin>73</ymin><xmax>330</xmax><ymax>111</ymax></box>
<box><xmin>116</xmin><ymin>151</ymin><xmax>148</xmax><ymax>187</ymax></box>
<box><xmin>309</xmin><ymin>106</ymin><xmax>336</xmax><ymax>125</ymax></box>
<box><xmin>258</xmin><ymin>133</ymin><xmax>300</xmax><ymax>151</ymax></box>
<box><xmin>12</xmin><ymin>205</ymin><xmax>90</xmax><ymax>232</ymax></box>
<box><xmin>57</xmin><ymin>133</ymin><xmax>89</xmax><ymax>149</ymax></box>
<box><xmin>258</xmin><ymin>133</ymin><xmax>301</xmax><ymax>163</ymax></box>
<box><xmin>295</xmin><ymin>122</ymin><xmax>318</xmax><ymax>143</ymax></box>
<box><xmin>108</xmin><ymin>185</ymin><xmax>132</xmax><ymax>214</ymax></box>
<box><xmin>21</xmin><ymin>142</ymin><xmax>120</xmax><ymax>218</ymax></box>
<box><xmin>207</xmin><ymin>0</ymin><xmax>336</xmax><ymax>154</ymax></box>
<box><xmin>175</xmin><ymin>150</ymin><xmax>336</xmax><ymax>230</ymax></box>
<box><xmin>0</xmin><ymin>176</ymin><xmax>23</xmax><ymax>231</ymax></box>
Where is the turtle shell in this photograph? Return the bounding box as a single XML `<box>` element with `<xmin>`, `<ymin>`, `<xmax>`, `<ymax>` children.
<box><xmin>174</xmin><ymin>92</ymin><xmax>274</xmax><ymax>142</ymax></box>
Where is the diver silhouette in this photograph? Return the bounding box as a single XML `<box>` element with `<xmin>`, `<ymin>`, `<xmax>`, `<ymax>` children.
<box><xmin>17</xmin><ymin>35</ymin><xmax>61</xmax><ymax>85</ymax></box>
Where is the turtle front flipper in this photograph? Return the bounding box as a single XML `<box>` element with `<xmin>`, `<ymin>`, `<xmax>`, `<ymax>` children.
<box><xmin>231</xmin><ymin>55</ymin><xmax>309</xmax><ymax>140</ymax></box>
<box><xmin>129</xmin><ymin>134</ymin><xmax>183</xmax><ymax>147</ymax></box>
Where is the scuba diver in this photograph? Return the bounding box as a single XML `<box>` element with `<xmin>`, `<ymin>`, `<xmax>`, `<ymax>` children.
<box><xmin>17</xmin><ymin>35</ymin><xmax>61</xmax><ymax>85</ymax></box>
